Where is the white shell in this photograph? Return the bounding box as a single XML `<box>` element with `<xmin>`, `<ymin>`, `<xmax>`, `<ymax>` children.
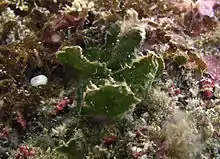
<box><xmin>30</xmin><ymin>75</ymin><xmax>48</xmax><ymax>87</ymax></box>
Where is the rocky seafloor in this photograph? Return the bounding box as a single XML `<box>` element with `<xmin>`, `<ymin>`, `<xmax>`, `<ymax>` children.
<box><xmin>0</xmin><ymin>0</ymin><xmax>220</xmax><ymax>159</ymax></box>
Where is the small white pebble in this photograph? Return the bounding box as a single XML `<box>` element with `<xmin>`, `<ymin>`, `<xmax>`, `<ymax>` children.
<box><xmin>51</xmin><ymin>33</ymin><xmax>61</xmax><ymax>43</ymax></box>
<box><xmin>30</xmin><ymin>75</ymin><xmax>48</xmax><ymax>87</ymax></box>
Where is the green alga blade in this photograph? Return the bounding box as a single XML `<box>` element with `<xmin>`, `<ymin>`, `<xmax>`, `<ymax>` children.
<box><xmin>107</xmin><ymin>29</ymin><xmax>142</xmax><ymax>71</ymax></box>
<box><xmin>155</xmin><ymin>55</ymin><xmax>165</xmax><ymax>77</ymax></box>
<box><xmin>83</xmin><ymin>24</ymin><xmax>120</xmax><ymax>63</ymax></box>
<box><xmin>112</xmin><ymin>54</ymin><xmax>164</xmax><ymax>95</ymax></box>
<box><xmin>84</xmin><ymin>47</ymin><xmax>111</xmax><ymax>63</ymax></box>
<box><xmin>84</xmin><ymin>83</ymin><xmax>139</xmax><ymax>117</ymax></box>
<box><xmin>174</xmin><ymin>55</ymin><xmax>188</xmax><ymax>65</ymax></box>
<box><xmin>56</xmin><ymin>46</ymin><xmax>109</xmax><ymax>78</ymax></box>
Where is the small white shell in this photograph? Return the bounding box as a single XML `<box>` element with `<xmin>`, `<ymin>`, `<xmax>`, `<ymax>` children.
<box><xmin>30</xmin><ymin>75</ymin><xmax>48</xmax><ymax>87</ymax></box>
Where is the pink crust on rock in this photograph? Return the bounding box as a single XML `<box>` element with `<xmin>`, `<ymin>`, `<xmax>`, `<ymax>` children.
<box><xmin>197</xmin><ymin>0</ymin><xmax>217</xmax><ymax>17</ymax></box>
<box><xmin>203</xmin><ymin>55</ymin><xmax>220</xmax><ymax>79</ymax></box>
